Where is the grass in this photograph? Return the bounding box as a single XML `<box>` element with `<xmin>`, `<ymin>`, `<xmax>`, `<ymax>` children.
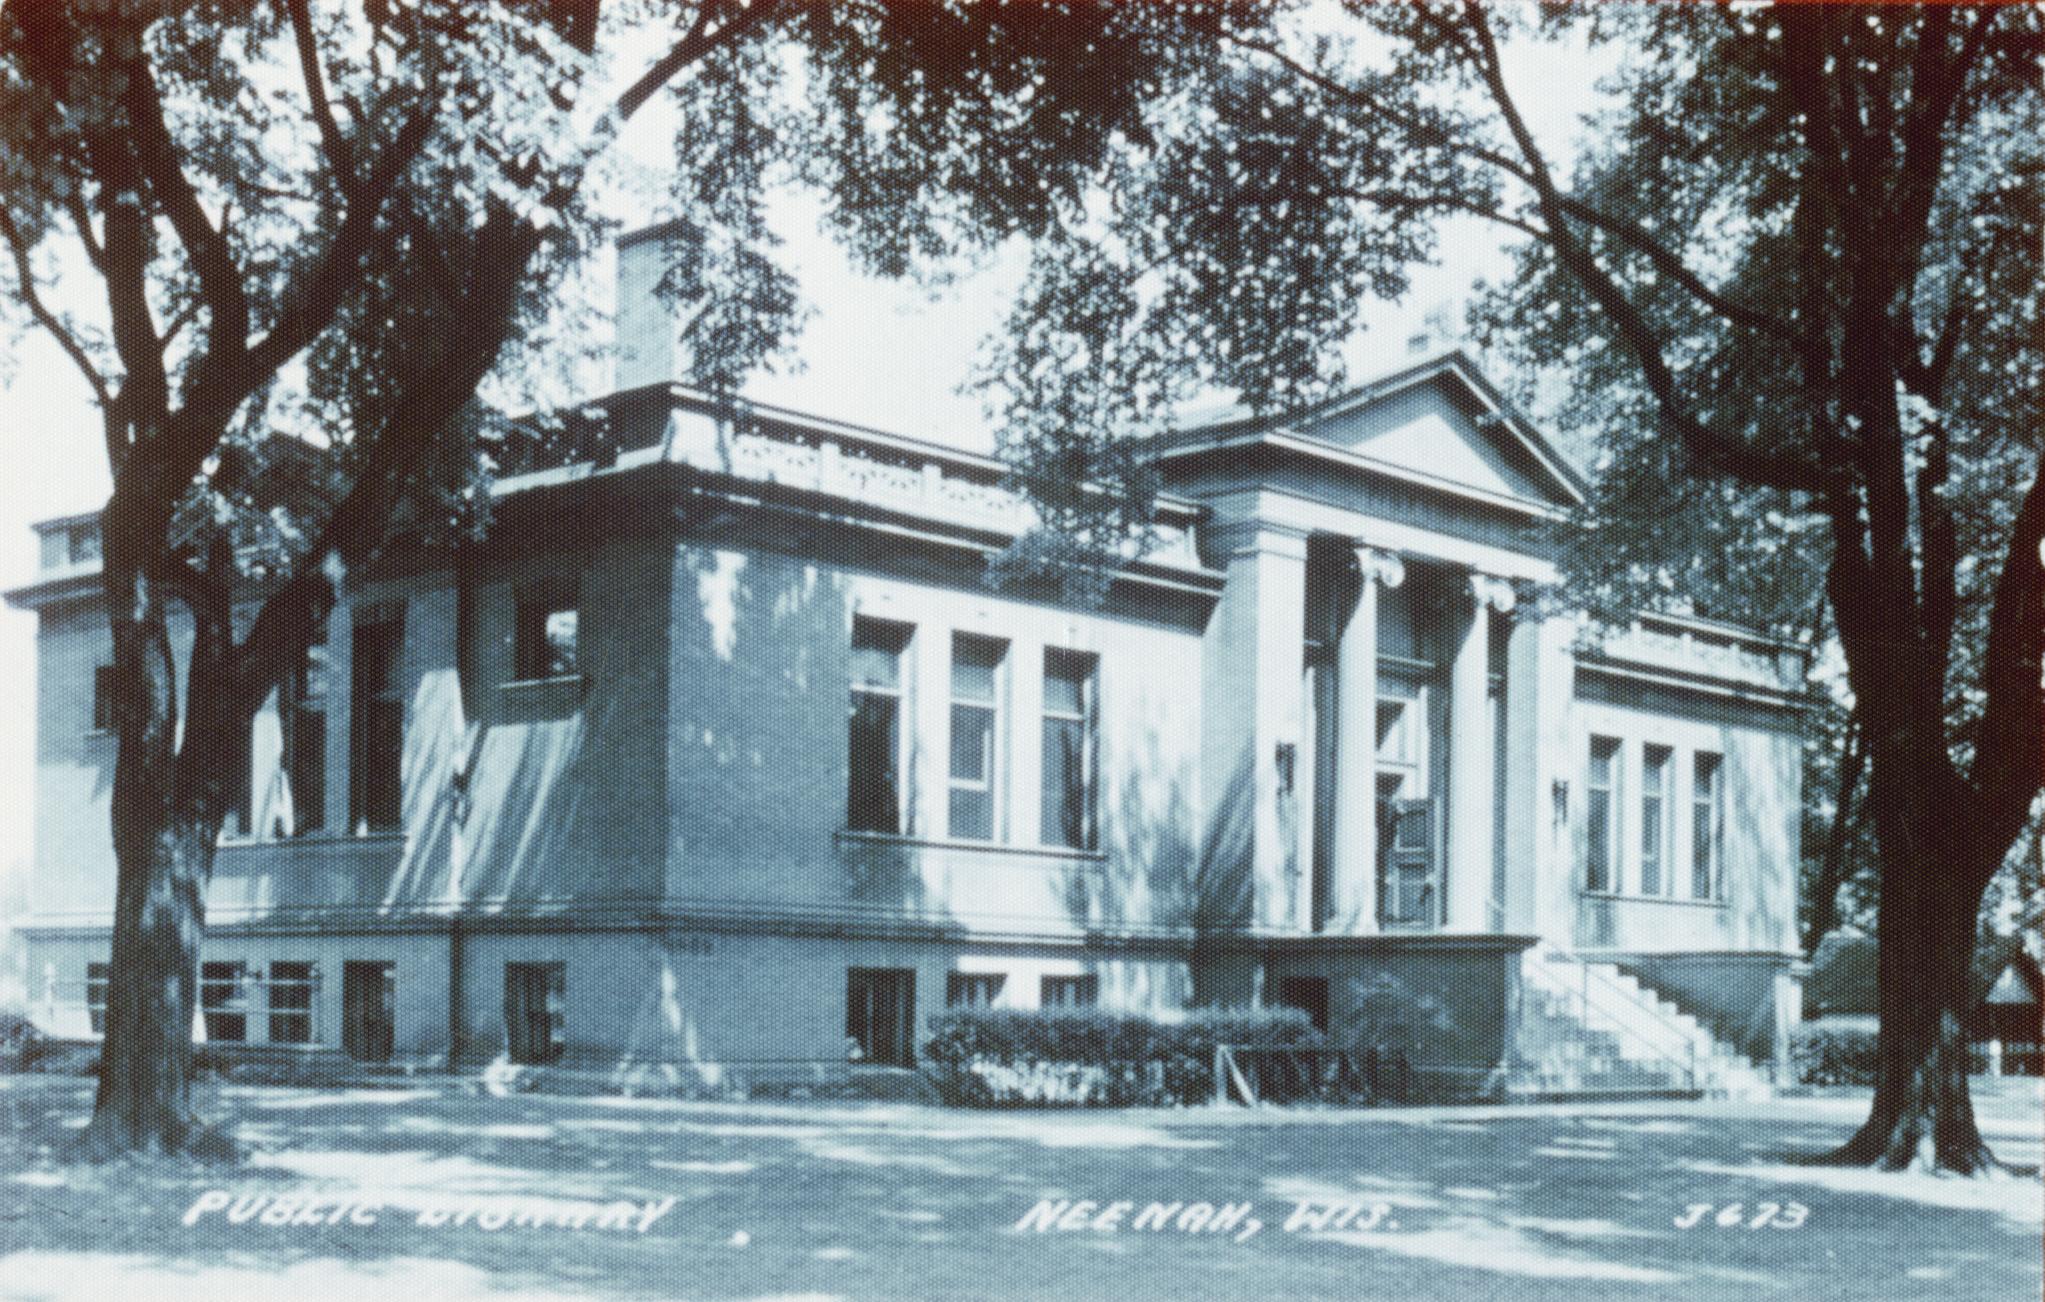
<box><xmin>0</xmin><ymin>1074</ymin><xmax>2038</xmax><ymax>1301</ymax></box>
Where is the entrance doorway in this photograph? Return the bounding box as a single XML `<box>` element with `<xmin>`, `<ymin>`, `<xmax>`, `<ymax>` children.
<box><xmin>1378</xmin><ymin>779</ymin><xmax>1439</xmax><ymax>928</ymax></box>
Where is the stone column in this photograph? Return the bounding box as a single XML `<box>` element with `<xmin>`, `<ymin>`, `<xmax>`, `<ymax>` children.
<box><xmin>1447</xmin><ymin>574</ymin><xmax>1516</xmax><ymax>932</ymax></box>
<box><xmin>1199</xmin><ymin>525</ymin><xmax>1308</xmax><ymax>939</ymax></box>
<box><xmin>1502</xmin><ymin>603</ymin><xmax>1577</xmax><ymax>942</ymax></box>
<box><xmin>1329</xmin><ymin>546</ymin><xmax>1403</xmax><ymax>933</ymax></box>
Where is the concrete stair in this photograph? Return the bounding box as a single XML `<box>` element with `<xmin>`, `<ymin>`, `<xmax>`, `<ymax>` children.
<box><xmin>1512</xmin><ymin>945</ymin><xmax>1774</xmax><ymax>1100</ymax></box>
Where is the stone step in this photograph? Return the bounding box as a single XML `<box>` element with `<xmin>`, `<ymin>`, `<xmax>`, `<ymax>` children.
<box><xmin>1515</xmin><ymin>946</ymin><xmax>1774</xmax><ymax>1101</ymax></box>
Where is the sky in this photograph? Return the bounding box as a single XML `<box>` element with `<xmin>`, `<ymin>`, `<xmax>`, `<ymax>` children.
<box><xmin>0</xmin><ymin>13</ymin><xmax>1604</xmax><ymax>936</ymax></box>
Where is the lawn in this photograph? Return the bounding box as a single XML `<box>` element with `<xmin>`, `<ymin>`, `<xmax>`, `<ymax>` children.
<box><xmin>0</xmin><ymin>1074</ymin><xmax>2038</xmax><ymax>1301</ymax></box>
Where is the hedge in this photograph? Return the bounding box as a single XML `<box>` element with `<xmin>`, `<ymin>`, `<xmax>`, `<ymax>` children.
<box><xmin>1790</xmin><ymin>1021</ymin><xmax>1879</xmax><ymax>1086</ymax></box>
<box><xmin>922</xmin><ymin>1006</ymin><xmax>1346</xmax><ymax>1107</ymax></box>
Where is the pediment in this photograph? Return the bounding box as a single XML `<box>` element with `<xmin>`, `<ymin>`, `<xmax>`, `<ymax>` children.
<box><xmin>1157</xmin><ymin>351</ymin><xmax>1585</xmax><ymax>517</ymax></box>
<box><xmin>1293</xmin><ymin>353</ymin><xmax>1585</xmax><ymax>511</ymax></box>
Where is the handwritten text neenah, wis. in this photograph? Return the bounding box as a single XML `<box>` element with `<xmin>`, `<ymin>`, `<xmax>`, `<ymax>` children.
<box><xmin>1014</xmin><ymin>1198</ymin><xmax>1403</xmax><ymax>1244</ymax></box>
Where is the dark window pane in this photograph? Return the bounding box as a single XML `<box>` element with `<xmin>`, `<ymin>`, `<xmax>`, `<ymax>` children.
<box><xmin>1042</xmin><ymin>651</ymin><xmax>1088</xmax><ymax>716</ymax></box>
<box><xmin>949</xmin><ymin>786</ymin><xmax>993</xmax><ymax>842</ymax></box>
<box><xmin>200</xmin><ymin>961</ymin><xmax>247</xmax><ymax>1042</ymax></box>
<box><xmin>1041</xmin><ymin>717</ymin><xmax>1086</xmax><ymax>848</ymax></box>
<box><xmin>848</xmin><ymin>618</ymin><xmax>909</xmax><ymax>834</ymax></box>
<box><xmin>1041</xmin><ymin>651</ymin><xmax>1096</xmax><ymax>850</ymax></box>
<box><xmin>950</xmin><ymin>703</ymin><xmax>993</xmax><ymax>782</ymax></box>
<box><xmin>514</xmin><ymin>579</ymin><xmax>579</xmax><ymax>680</ymax></box>
<box><xmin>851</xmin><ymin>618</ymin><xmax>908</xmax><ymax>689</ymax></box>
<box><xmin>351</xmin><ymin>617</ymin><xmax>404</xmax><ymax>833</ymax></box>
<box><xmin>846</xmin><ymin>967</ymin><xmax>916</xmax><ymax>1066</ymax></box>
<box><xmin>951</xmin><ymin>635</ymin><xmax>1003</xmax><ymax>702</ymax></box>
<box><xmin>504</xmin><ymin>962</ymin><xmax>565</xmax><ymax>1065</ymax></box>
<box><xmin>286</xmin><ymin>641</ymin><xmax>327</xmax><ymax>835</ymax></box>
<box><xmin>343</xmin><ymin>961</ymin><xmax>395</xmax><ymax>1063</ymax></box>
<box><xmin>1693</xmin><ymin>753</ymin><xmax>1721</xmax><ymax>900</ymax></box>
<box><xmin>847</xmin><ymin>692</ymin><xmax>900</xmax><ymax>833</ymax></box>
<box><xmin>950</xmin><ymin>700</ymin><xmax>995</xmax><ymax>839</ymax></box>
<box><xmin>268</xmin><ymin>961</ymin><xmax>315</xmax><ymax>1045</ymax></box>
<box><xmin>947</xmin><ymin>972</ymin><xmax>1004</xmax><ymax>1009</ymax></box>
<box><xmin>1586</xmin><ymin>791</ymin><xmax>1610</xmax><ymax>892</ymax></box>
<box><xmin>1585</xmin><ymin>737</ymin><xmax>1619</xmax><ymax>893</ymax></box>
<box><xmin>1041</xmin><ymin>975</ymin><xmax>1097</xmax><ymax>1010</ymax></box>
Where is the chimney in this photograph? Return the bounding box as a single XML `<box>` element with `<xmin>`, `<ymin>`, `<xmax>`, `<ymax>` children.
<box><xmin>615</xmin><ymin>221</ymin><xmax>688</xmax><ymax>391</ymax></box>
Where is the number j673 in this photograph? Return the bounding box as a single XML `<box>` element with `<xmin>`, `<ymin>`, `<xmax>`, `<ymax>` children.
<box><xmin>1673</xmin><ymin>1202</ymin><xmax>1808</xmax><ymax>1229</ymax></box>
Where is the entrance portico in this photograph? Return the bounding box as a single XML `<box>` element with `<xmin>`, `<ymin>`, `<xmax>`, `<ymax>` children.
<box><xmin>1162</xmin><ymin>351</ymin><xmax>1588</xmax><ymax>948</ymax></box>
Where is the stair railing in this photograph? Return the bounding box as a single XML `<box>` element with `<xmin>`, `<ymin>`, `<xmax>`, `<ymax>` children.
<box><xmin>1531</xmin><ymin>945</ymin><xmax>1700</xmax><ymax>1091</ymax></box>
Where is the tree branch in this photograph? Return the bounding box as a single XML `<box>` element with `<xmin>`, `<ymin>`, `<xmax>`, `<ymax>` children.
<box><xmin>1966</xmin><ymin>441</ymin><xmax>2045</xmax><ymax>876</ymax></box>
<box><xmin>1553</xmin><ymin>195</ymin><xmax>1806</xmax><ymax>344</ymax></box>
<box><xmin>616</xmin><ymin>0</ymin><xmax>782</xmax><ymax>122</ymax></box>
<box><xmin>232</xmin><ymin>104</ymin><xmax>436</xmax><ymax>403</ymax></box>
<box><xmin>0</xmin><ymin>205</ymin><xmax>111</xmax><ymax>410</ymax></box>
<box><xmin>65</xmin><ymin>191</ymin><xmax>104</xmax><ymax>273</ymax></box>
<box><xmin>1918</xmin><ymin>415</ymin><xmax>1958</xmax><ymax>690</ymax></box>
<box><xmin>1457</xmin><ymin>0</ymin><xmax>1831</xmax><ymax>493</ymax></box>
<box><xmin>1230</xmin><ymin>21</ymin><xmax>1807</xmax><ymax>346</ymax></box>
<box><xmin>281</xmin><ymin>0</ymin><xmax>356</xmax><ymax>197</ymax></box>
<box><xmin>1891</xmin><ymin>5</ymin><xmax>1998</xmax><ymax>290</ymax></box>
<box><xmin>119</xmin><ymin>49</ymin><xmax>249</xmax><ymax>365</ymax></box>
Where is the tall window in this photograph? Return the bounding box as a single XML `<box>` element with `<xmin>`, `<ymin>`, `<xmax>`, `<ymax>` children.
<box><xmin>1692</xmin><ymin>752</ymin><xmax>1723</xmax><ymax>900</ymax></box>
<box><xmin>949</xmin><ymin>634</ymin><xmax>1006</xmax><ymax>841</ymax></box>
<box><xmin>1641</xmin><ymin>744</ymin><xmax>1672</xmax><ymax>896</ymax></box>
<box><xmin>514</xmin><ymin>576</ymin><xmax>580</xmax><ymax>681</ymax></box>
<box><xmin>847</xmin><ymin>618</ymin><xmax>910</xmax><ymax>834</ymax></box>
<box><xmin>1585</xmin><ymin>736</ymin><xmax>1620</xmax><ymax>893</ymax></box>
<box><xmin>504</xmin><ymin>961</ymin><xmax>565</xmax><ymax>1065</ymax></box>
<box><xmin>283</xmin><ymin>637</ymin><xmax>327</xmax><ymax>836</ymax></box>
<box><xmin>350</xmin><ymin>609</ymin><xmax>404</xmax><ymax>833</ymax></box>
<box><xmin>1041</xmin><ymin>974</ymin><xmax>1098</xmax><ymax>1010</ymax></box>
<box><xmin>1041</xmin><ymin>649</ymin><xmax>1098</xmax><ymax>850</ymax></box>
<box><xmin>200</xmin><ymin>961</ymin><xmax>249</xmax><ymax>1042</ymax></box>
<box><xmin>268</xmin><ymin>961</ymin><xmax>315</xmax><ymax>1045</ymax></box>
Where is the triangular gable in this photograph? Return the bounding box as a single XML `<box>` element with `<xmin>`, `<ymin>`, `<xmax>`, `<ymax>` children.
<box><xmin>1293</xmin><ymin>351</ymin><xmax>1586</xmax><ymax>510</ymax></box>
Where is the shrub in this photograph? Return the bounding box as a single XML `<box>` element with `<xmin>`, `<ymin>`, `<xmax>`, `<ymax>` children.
<box><xmin>922</xmin><ymin>1006</ymin><xmax>1334</xmax><ymax>1107</ymax></box>
<box><xmin>0</xmin><ymin>1009</ymin><xmax>43</xmax><ymax>1071</ymax></box>
<box><xmin>1791</xmin><ymin>1020</ymin><xmax>1879</xmax><ymax>1086</ymax></box>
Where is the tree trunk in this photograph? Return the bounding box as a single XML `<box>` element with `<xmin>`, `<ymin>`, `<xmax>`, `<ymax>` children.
<box><xmin>81</xmin><ymin>561</ymin><xmax>235</xmax><ymax>1160</ymax></box>
<box><xmin>82</xmin><ymin>817</ymin><xmax>218</xmax><ymax>1159</ymax></box>
<box><xmin>1830</xmin><ymin>825</ymin><xmax>1997</xmax><ymax>1173</ymax></box>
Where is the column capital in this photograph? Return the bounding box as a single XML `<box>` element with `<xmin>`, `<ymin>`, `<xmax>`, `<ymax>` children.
<box><xmin>1469</xmin><ymin>572</ymin><xmax>1519</xmax><ymax>613</ymax></box>
<box><xmin>1355</xmin><ymin>545</ymin><xmax>1405</xmax><ymax>589</ymax></box>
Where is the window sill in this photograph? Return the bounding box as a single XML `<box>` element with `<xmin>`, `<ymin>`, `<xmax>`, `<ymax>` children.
<box><xmin>216</xmin><ymin>830</ymin><xmax>405</xmax><ymax>849</ymax></box>
<box><xmin>835</xmin><ymin>828</ymin><xmax>1107</xmax><ymax>862</ymax></box>
<box><xmin>502</xmin><ymin>673</ymin><xmax>586</xmax><ymax>692</ymax></box>
<box><xmin>1579</xmin><ymin>889</ymin><xmax>1726</xmax><ymax>909</ymax></box>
